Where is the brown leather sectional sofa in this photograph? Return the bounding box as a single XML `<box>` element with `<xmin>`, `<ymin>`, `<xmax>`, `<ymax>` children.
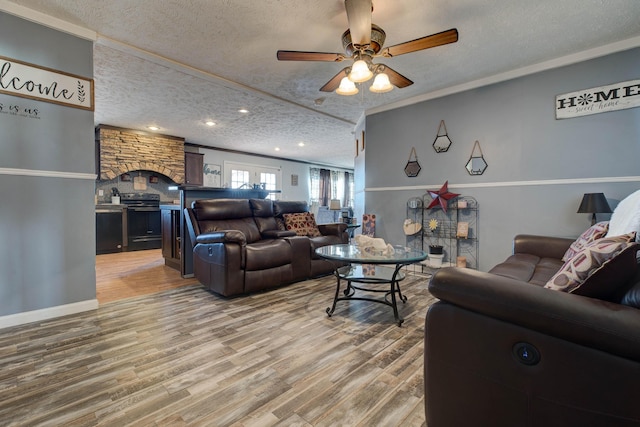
<box><xmin>184</xmin><ymin>198</ymin><xmax>348</xmax><ymax>297</ymax></box>
<box><xmin>424</xmin><ymin>234</ymin><xmax>640</xmax><ymax>426</ymax></box>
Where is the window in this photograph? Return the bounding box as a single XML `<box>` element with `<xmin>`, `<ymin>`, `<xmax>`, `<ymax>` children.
<box><xmin>224</xmin><ymin>161</ymin><xmax>282</xmax><ymax>199</ymax></box>
<box><xmin>260</xmin><ymin>172</ymin><xmax>277</xmax><ymax>200</ymax></box>
<box><xmin>309</xmin><ymin>168</ymin><xmax>320</xmax><ymax>204</ymax></box>
<box><xmin>231</xmin><ymin>169</ymin><xmax>250</xmax><ymax>188</ymax></box>
<box><xmin>309</xmin><ymin>168</ymin><xmax>353</xmax><ymax>207</ymax></box>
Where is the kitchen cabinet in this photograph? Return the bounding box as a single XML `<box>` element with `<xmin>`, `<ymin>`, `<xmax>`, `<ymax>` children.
<box><xmin>184</xmin><ymin>152</ymin><xmax>204</xmax><ymax>186</ymax></box>
<box><xmin>96</xmin><ymin>208</ymin><xmax>125</xmax><ymax>254</ymax></box>
<box><xmin>161</xmin><ymin>205</ymin><xmax>181</xmax><ymax>270</ymax></box>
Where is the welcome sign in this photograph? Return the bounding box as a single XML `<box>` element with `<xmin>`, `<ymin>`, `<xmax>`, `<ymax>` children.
<box><xmin>0</xmin><ymin>55</ymin><xmax>94</xmax><ymax>111</ymax></box>
<box><xmin>555</xmin><ymin>79</ymin><xmax>640</xmax><ymax>119</ymax></box>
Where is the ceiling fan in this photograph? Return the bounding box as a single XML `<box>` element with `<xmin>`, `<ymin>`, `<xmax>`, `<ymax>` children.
<box><xmin>276</xmin><ymin>0</ymin><xmax>458</xmax><ymax>95</ymax></box>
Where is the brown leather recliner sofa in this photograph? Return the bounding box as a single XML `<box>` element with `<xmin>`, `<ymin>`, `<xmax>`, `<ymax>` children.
<box><xmin>424</xmin><ymin>234</ymin><xmax>640</xmax><ymax>427</ymax></box>
<box><xmin>184</xmin><ymin>198</ymin><xmax>348</xmax><ymax>297</ymax></box>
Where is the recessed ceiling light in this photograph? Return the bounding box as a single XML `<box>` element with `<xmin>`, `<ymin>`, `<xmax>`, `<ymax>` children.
<box><xmin>205</xmin><ymin>121</ymin><xmax>216</xmax><ymax>126</ymax></box>
<box><xmin>298</xmin><ymin>142</ymin><xmax>305</xmax><ymax>147</ymax></box>
<box><xmin>275</xmin><ymin>147</ymin><xmax>280</xmax><ymax>151</ymax></box>
<box><xmin>147</xmin><ymin>126</ymin><xmax>160</xmax><ymax>131</ymax></box>
<box><xmin>238</xmin><ymin>109</ymin><xmax>249</xmax><ymax>114</ymax></box>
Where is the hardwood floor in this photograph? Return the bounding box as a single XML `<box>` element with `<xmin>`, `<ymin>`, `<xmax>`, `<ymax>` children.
<box><xmin>96</xmin><ymin>249</ymin><xmax>199</xmax><ymax>303</ymax></box>
<box><xmin>2</xmin><ymin>261</ymin><xmax>434</xmax><ymax>426</ymax></box>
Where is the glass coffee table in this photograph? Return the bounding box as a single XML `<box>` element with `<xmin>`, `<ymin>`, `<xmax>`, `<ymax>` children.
<box><xmin>315</xmin><ymin>244</ymin><xmax>428</xmax><ymax>326</ymax></box>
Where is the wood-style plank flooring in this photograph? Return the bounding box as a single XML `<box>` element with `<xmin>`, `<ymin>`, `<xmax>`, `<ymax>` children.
<box><xmin>96</xmin><ymin>249</ymin><xmax>198</xmax><ymax>303</ymax></box>
<box><xmin>1</xmin><ymin>256</ymin><xmax>435</xmax><ymax>426</ymax></box>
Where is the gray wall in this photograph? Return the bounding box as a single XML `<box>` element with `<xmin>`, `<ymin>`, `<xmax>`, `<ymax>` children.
<box><xmin>353</xmin><ymin>117</ymin><xmax>366</xmax><ymax>225</ymax></box>
<box><xmin>364</xmin><ymin>47</ymin><xmax>640</xmax><ymax>271</ymax></box>
<box><xmin>0</xmin><ymin>12</ymin><xmax>96</xmax><ymax>317</ymax></box>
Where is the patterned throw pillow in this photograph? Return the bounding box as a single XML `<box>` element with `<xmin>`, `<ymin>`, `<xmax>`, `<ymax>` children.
<box><xmin>545</xmin><ymin>232</ymin><xmax>638</xmax><ymax>299</ymax></box>
<box><xmin>283</xmin><ymin>212</ymin><xmax>322</xmax><ymax>237</ymax></box>
<box><xmin>562</xmin><ymin>221</ymin><xmax>610</xmax><ymax>261</ymax></box>
<box><xmin>606</xmin><ymin>189</ymin><xmax>640</xmax><ymax>239</ymax></box>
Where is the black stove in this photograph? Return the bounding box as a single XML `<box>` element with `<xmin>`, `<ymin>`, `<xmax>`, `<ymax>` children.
<box><xmin>120</xmin><ymin>192</ymin><xmax>160</xmax><ymax>208</ymax></box>
<box><xmin>121</xmin><ymin>193</ymin><xmax>161</xmax><ymax>251</ymax></box>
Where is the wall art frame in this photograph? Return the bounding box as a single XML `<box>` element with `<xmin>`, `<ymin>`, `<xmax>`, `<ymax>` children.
<box><xmin>0</xmin><ymin>55</ymin><xmax>94</xmax><ymax>111</ymax></box>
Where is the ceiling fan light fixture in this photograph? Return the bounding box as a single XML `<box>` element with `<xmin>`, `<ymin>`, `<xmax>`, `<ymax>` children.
<box><xmin>348</xmin><ymin>59</ymin><xmax>373</xmax><ymax>83</ymax></box>
<box><xmin>369</xmin><ymin>72</ymin><xmax>393</xmax><ymax>93</ymax></box>
<box><xmin>336</xmin><ymin>77</ymin><xmax>359</xmax><ymax>95</ymax></box>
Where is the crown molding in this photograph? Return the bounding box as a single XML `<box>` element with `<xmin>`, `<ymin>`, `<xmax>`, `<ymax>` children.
<box><xmin>0</xmin><ymin>0</ymin><xmax>97</xmax><ymax>41</ymax></box>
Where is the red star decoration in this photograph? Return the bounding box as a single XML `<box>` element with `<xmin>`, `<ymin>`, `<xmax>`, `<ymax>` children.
<box><xmin>426</xmin><ymin>181</ymin><xmax>459</xmax><ymax>213</ymax></box>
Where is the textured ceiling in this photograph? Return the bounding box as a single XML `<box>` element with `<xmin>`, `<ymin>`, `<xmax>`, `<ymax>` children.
<box><xmin>5</xmin><ymin>0</ymin><xmax>640</xmax><ymax>168</ymax></box>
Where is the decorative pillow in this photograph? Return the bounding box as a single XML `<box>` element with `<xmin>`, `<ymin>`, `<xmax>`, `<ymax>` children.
<box><xmin>283</xmin><ymin>212</ymin><xmax>322</xmax><ymax>237</ymax></box>
<box><xmin>545</xmin><ymin>232</ymin><xmax>638</xmax><ymax>300</ymax></box>
<box><xmin>606</xmin><ymin>189</ymin><xmax>640</xmax><ymax>240</ymax></box>
<box><xmin>562</xmin><ymin>221</ymin><xmax>609</xmax><ymax>262</ymax></box>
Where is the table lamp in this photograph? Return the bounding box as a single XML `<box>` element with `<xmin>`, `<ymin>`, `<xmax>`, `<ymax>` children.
<box><xmin>329</xmin><ymin>199</ymin><xmax>341</xmax><ymax>222</ymax></box>
<box><xmin>577</xmin><ymin>193</ymin><xmax>612</xmax><ymax>225</ymax></box>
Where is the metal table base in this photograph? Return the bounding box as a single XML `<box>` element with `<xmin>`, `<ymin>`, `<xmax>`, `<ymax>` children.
<box><xmin>326</xmin><ymin>264</ymin><xmax>407</xmax><ymax>326</ymax></box>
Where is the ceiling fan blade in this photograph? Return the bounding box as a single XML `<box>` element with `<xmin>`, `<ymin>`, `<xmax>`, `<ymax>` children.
<box><xmin>381</xmin><ymin>65</ymin><xmax>413</xmax><ymax>88</ymax></box>
<box><xmin>277</xmin><ymin>50</ymin><xmax>345</xmax><ymax>62</ymax></box>
<box><xmin>384</xmin><ymin>28</ymin><xmax>458</xmax><ymax>57</ymax></box>
<box><xmin>345</xmin><ymin>0</ymin><xmax>372</xmax><ymax>48</ymax></box>
<box><xmin>320</xmin><ymin>68</ymin><xmax>349</xmax><ymax>92</ymax></box>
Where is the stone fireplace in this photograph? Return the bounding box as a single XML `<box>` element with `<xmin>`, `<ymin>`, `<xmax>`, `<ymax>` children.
<box><xmin>96</xmin><ymin>125</ymin><xmax>185</xmax><ymax>183</ymax></box>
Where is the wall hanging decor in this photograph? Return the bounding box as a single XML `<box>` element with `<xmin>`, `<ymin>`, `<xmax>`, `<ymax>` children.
<box><xmin>405</xmin><ymin>198</ymin><xmax>423</xmax><ymax>234</ymax></box>
<box><xmin>403</xmin><ymin>218</ymin><xmax>422</xmax><ymax>235</ymax></box>
<box><xmin>0</xmin><ymin>55</ymin><xmax>94</xmax><ymax>111</ymax></box>
<box><xmin>426</xmin><ymin>180</ymin><xmax>460</xmax><ymax>213</ymax></box>
<box><xmin>555</xmin><ymin>79</ymin><xmax>640</xmax><ymax>119</ymax></box>
<box><xmin>421</xmin><ymin>194</ymin><xmax>479</xmax><ymax>270</ymax></box>
<box><xmin>404</xmin><ymin>147</ymin><xmax>421</xmax><ymax>177</ymax></box>
<box><xmin>433</xmin><ymin>120</ymin><xmax>453</xmax><ymax>153</ymax></box>
<box><xmin>133</xmin><ymin>172</ymin><xmax>147</xmax><ymax>190</ymax></box>
<box><xmin>465</xmin><ymin>140</ymin><xmax>488</xmax><ymax>175</ymax></box>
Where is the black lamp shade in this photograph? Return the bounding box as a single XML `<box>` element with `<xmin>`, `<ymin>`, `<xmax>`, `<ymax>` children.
<box><xmin>577</xmin><ymin>193</ymin><xmax>612</xmax><ymax>214</ymax></box>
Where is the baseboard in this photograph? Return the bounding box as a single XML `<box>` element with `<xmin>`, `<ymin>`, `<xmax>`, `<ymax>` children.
<box><xmin>0</xmin><ymin>299</ymin><xmax>99</xmax><ymax>330</ymax></box>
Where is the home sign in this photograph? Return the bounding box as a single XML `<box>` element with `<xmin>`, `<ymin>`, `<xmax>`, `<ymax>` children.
<box><xmin>0</xmin><ymin>55</ymin><xmax>94</xmax><ymax>111</ymax></box>
<box><xmin>555</xmin><ymin>79</ymin><xmax>640</xmax><ymax>119</ymax></box>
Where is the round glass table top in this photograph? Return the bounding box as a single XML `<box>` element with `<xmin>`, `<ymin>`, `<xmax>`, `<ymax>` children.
<box><xmin>315</xmin><ymin>244</ymin><xmax>427</xmax><ymax>264</ymax></box>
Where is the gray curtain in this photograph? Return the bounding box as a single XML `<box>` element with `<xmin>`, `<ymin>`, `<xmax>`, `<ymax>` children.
<box><xmin>319</xmin><ymin>168</ymin><xmax>331</xmax><ymax>206</ymax></box>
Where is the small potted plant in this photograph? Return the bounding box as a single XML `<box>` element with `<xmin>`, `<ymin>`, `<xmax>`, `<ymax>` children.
<box><xmin>428</xmin><ymin>219</ymin><xmax>445</xmax><ymax>267</ymax></box>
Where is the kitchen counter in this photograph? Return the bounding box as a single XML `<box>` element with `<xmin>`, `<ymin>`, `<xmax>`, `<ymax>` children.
<box><xmin>160</xmin><ymin>204</ymin><xmax>180</xmax><ymax>210</ymax></box>
<box><xmin>177</xmin><ymin>185</ymin><xmax>271</xmax><ymax>198</ymax></box>
<box><xmin>95</xmin><ymin>203</ymin><xmax>126</xmax><ymax>211</ymax></box>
